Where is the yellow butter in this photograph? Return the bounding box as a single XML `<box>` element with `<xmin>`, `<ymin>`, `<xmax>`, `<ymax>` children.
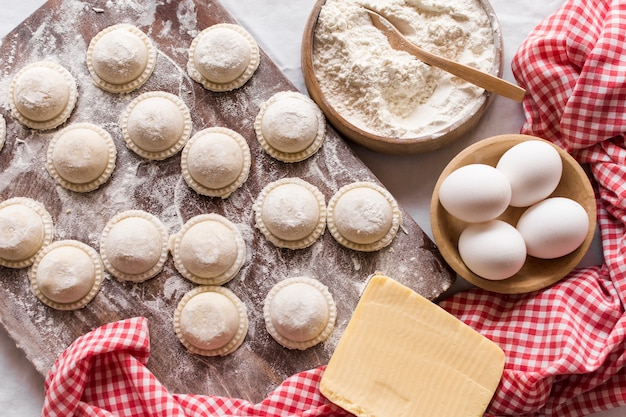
<box><xmin>320</xmin><ymin>274</ymin><xmax>504</xmax><ymax>417</ymax></box>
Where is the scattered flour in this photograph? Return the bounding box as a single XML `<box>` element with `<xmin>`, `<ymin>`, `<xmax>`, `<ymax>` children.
<box><xmin>176</xmin><ymin>0</ymin><xmax>199</xmax><ymax>37</ymax></box>
<box><xmin>313</xmin><ymin>0</ymin><xmax>496</xmax><ymax>138</ymax></box>
<box><xmin>0</xmin><ymin>0</ymin><xmax>456</xmax><ymax>401</ymax></box>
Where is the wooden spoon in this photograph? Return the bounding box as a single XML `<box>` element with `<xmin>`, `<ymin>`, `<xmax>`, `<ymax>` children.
<box><xmin>365</xmin><ymin>8</ymin><xmax>526</xmax><ymax>102</ymax></box>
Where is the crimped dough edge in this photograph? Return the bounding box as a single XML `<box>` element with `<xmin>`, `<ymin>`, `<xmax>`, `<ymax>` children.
<box><xmin>253</xmin><ymin>177</ymin><xmax>327</xmax><ymax>249</ymax></box>
<box><xmin>187</xmin><ymin>23</ymin><xmax>260</xmax><ymax>92</ymax></box>
<box><xmin>0</xmin><ymin>115</ymin><xmax>6</xmax><ymax>151</ymax></box>
<box><xmin>169</xmin><ymin>213</ymin><xmax>246</xmax><ymax>285</ymax></box>
<box><xmin>254</xmin><ymin>91</ymin><xmax>326</xmax><ymax>163</ymax></box>
<box><xmin>181</xmin><ymin>126</ymin><xmax>251</xmax><ymax>198</ymax></box>
<box><xmin>46</xmin><ymin>122</ymin><xmax>117</xmax><ymax>193</ymax></box>
<box><xmin>263</xmin><ymin>276</ymin><xmax>336</xmax><ymax>350</ymax></box>
<box><xmin>119</xmin><ymin>91</ymin><xmax>192</xmax><ymax>160</ymax></box>
<box><xmin>9</xmin><ymin>60</ymin><xmax>78</xmax><ymax>131</ymax></box>
<box><xmin>173</xmin><ymin>285</ymin><xmax>248</xmax><ymax>356</ymax></box>
<box><xmin>100</xmin><ymin>209</ymin><xmax>170</xmax><ymax>282</ymax></box>
<box><xmin>0</xmin><ymin>197</ymin><xmax>54</xmax><ymax>269</ymax></box>
<box><xmin>327</xmin><ymin>181</ymin><xmax>402</xmax><ymax>252</ymax></box>
<box><xmin>29</xmin><ymin>239</ymin><xmax>104</xmax><ymax>310</ymax></box>
<box><xmin>86</xmin><ymin>23</ymin><xmax>157</xmax><ymax>94</ymax></box>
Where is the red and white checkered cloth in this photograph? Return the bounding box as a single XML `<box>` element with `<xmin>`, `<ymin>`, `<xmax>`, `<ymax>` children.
<box><xmin>41</xmin><ymin>1</ymin><xmax>626</xmax><ymax>416</ymax></box>
<box><xmin>441</xmin><ymin>0</ymin><xmax>626</xmax><ymax>416</ymax></box>
<box><xmin>42</xmin><ymin>316</ymin><xmax>351</xmax><ymax>417</ymax></box>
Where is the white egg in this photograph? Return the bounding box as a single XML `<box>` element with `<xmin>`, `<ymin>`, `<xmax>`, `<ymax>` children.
<box><xmin>496</xmin><ymin>140</ymin><xmax>562</xmax><ymax>207</ymax></box>
<box><xmin>438</xmin><ymin>164</ymin><xmax>511</xmax><ymax>223</ymax></box>
<box><xmin>458</xmin><ymin>220</ymin><xmax>527</xmax><ymax>281</ymax></box>
<box><xmin>516</xmin><ymin>197</ymin><xmax>589</xmax><ymax>259</ymax></box>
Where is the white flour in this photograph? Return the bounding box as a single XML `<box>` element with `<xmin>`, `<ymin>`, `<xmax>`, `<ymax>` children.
<box><xmin>313</xmin><ymin>0</ymin><xmax>496</xmax><ymax>138</ymax></box>
<box><xmin>0</xmin><ymin>0</ymin><xmax>455</xmax><ymax>401</ymax></box>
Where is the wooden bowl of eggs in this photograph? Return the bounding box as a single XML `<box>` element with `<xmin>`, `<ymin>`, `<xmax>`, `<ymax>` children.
<box><xmin>301</xmin><ymin>0</ymin><xmax>504</xmax><ymax>155</ymax></box>
<box><xmin>430</xmin><ymin>134</ymin><xmax>597</xmax><ymax>294</ymax></box>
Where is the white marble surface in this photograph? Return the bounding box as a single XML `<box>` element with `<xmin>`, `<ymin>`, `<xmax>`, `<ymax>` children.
<box><xmin>0</xmin><ymin>0</ymin><xmax>621</xmax><ymax>416</ymax></box>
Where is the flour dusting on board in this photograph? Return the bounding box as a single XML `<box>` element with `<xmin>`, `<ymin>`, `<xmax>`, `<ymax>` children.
<box><xmin>0</xmin><ymin>0</ymin><xmax>454</xmax><ymax>402</ymax></box>
<box><xmin>176</xmin><ymin>0</ymin><xmax>200</xmax><ymax>37</ymax></box>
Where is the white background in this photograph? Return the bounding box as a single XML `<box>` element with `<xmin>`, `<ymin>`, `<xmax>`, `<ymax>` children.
<box><xmin>0</xmin><ymin>0</ymin><xmax>621</xmax><ymax>416</ymax></box>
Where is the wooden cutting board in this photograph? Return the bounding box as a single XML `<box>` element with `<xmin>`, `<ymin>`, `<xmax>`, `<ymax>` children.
<box><xmin>0</xmin><ymin>0</ymin><xmax>455</xmax><ymax>402</ymax></box>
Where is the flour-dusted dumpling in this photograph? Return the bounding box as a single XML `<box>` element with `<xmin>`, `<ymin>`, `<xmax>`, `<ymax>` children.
<box><xmin>264</xmin><ymin>276</ymin><xmax>336</xmax><ymax>350</ymax></box>
<box><xmin>46</xmin><ymin>122</ymin><xmax>116</xmax><ymax>192</ymax></box>
<box><xmin>100</xmin><ymin>210</ymin><xmax>169</xmax><ymax>282</ymax></box>
<box><xmin>255</xmin><ymin>91</ymin><xmax>326</xmax><ymax>162</ymax></box>
<box><xmin>120</xmin><ymin>91</ymin><xmax>192</xmax><ymax>160</ymax></box>
<box><xmin>181</xmin><ymin>127</ymin><xmax>251</xmax><ymax>198</ymax></box>
<box><xmin>169</xmin><ymin>213</ymin><xmax>246</xmax><ymax>285</ymax></box>
<box><xmin>254</xmin><ymin>178</ymin><xmax>326</xmax><ymax>249</ymax></box>
<box><xmin>87</xmin><ymin>24</ymin><xmax>156</xmax><ymax>93</ymax></box>
<box><xmin>0</xmin><ymin>115</ymin><xmax>6</xmax><ymax>151</ymax></box>
<box><xmin>29</xmin><ymin>240</ymin><xmax>104</xmax><ymax>310</ymax></box>
<box><xmin>327</xmin><ymin>181</ymin><xmax>402</xmax><ymax>251</ymax></box>
<box><xmin>174</xmin><ymin>285</ymin><xmax>248</xmax><ymax>356</ymax></box>
<box><xmin>9</xmin><ymin>61</ymin><xmax>78</xmax><ymax>130</ymax></box>
<box><xmin>0</xmin><ymin>197</ymin><xmax>54</xmax><ymax>269</ymax></box>
<box><xmin>187</xmin><ymin>23</ymin><xmax>260</xmax><ymax>92</ymax></box>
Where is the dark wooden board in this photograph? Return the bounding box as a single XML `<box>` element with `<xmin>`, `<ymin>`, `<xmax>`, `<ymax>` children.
<box><xmin>0</xmin><ymin>0</ymin><xmax>454</xmax><ymax>402</ymax></box>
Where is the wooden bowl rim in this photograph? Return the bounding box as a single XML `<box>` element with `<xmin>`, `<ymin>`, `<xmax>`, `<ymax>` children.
<box><xmin>301</xmin><ymin>0</ymin><xmax>504</xmax><ymax>155</ymax></box>
<box><xmin>430</xmin><ymin>134</ymin><xmax>598</xmax><ymax>294</ymax></box>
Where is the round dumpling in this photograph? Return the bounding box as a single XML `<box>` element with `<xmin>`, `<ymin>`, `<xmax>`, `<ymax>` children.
<box><xmin>0</xmin><ymin>197</ymin><xmax>54</xmax><ymax>269</ymax></box>
<box><xmin>264</xmin><ymin>276</ymin><xmax>336</xmax><ymax>350</ymax></box>
<box><xmin>87</xmin><ymin>24</ymin><xmax>156</xmax><ymax>93</ymax></box>
<box><xmin>181</xmin><ymin>127</ymin><xmax>251</xmax><ymax>198</ymax></box>
<box><xmin>327</xmin><ymin>181</ymin><xmax>402</xmax><ymax>251</ymax></box>
<box><xmin>170</xmin><ymin>213</ymin><xmax>246</xmax><ymax>285</ymax></box>
<box><xmin>174</xmin><ymin>285</ymin><xmax>248</xmax><ymax>356</ymax></box>
<box><xmin>46</xmin><ymin>122</ymin><xmax>116</xmax><ymax>192</ymax></box>
<box><xmin>29</xmin><ymin>240</ymin><xmax>104</xmax><ymax>310</ymax></box>
<box><xmin>187</xmin><ymin>23</ymin><xmax>260</xmax><ymax>92</ymax></box>
<box><xmin>255</xmin><ymin>91</ymin><xmax>326</xmax><ymax>162</ymax></box>
<box><xmin>100</xmin><ymin>210</ymin><xmax>169</xmax><ymax>282</ymax></box>
<box><xmin>9</xmin><ymin>61</ymin><xmax>78</xmax><ymax>130</ymax></box>
<box><xmin>253</xmin><ymin>178</ymin><xmax>326</xmax><ymax>249</ymax></box>
<box><xmin>120</xmin><ymin>91</ymin><xmax>192</xmax><ymax>160</ymax></box>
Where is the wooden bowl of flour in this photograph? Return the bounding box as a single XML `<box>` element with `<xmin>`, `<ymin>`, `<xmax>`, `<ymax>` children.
<box><xmin>301</xmin><ymin>0</ymin><xmax>504</xmax><ymax>155</ymax></box>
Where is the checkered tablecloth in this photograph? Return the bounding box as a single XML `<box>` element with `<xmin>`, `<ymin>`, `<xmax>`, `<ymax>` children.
<box><xmin>40</xmin><ymin>0</ymin><xmax>626</xmax><ymax>416</ymax></box>
<box><xmin>41</xmin><ymin>317</ymin><xmax>351</xmax><ymax>417</ymax></box>
<box><xmin>441</xmin><ymin>0</ymin><xmax>626</xmax><ymax>416</ymax></box>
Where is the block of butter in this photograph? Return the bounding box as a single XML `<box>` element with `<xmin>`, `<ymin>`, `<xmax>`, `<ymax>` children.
<box><xmin>320</xmin><ymin>273</ymin><xmax>504</xmax><ymax>417</ymax></box>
